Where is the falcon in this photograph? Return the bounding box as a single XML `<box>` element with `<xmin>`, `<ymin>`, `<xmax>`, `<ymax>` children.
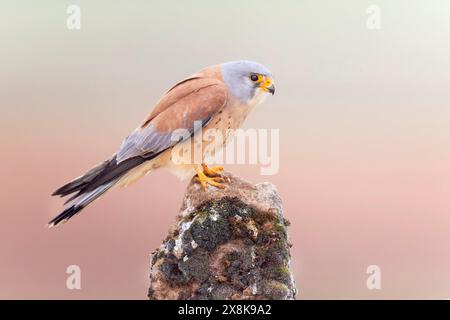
<box><xmin>49</xmin><ymin>60</ymin><xmax>275</xmax><ymax>227</ymax></box>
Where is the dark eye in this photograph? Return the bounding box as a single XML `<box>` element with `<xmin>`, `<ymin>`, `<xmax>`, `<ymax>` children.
<box><xmin>250</xmin><ymin>74</ymin><xmax>259</xmax><ymax>82</ymax></box>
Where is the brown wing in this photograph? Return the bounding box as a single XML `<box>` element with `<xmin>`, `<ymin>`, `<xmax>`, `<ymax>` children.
<box><xmin>49</xmin><ymin>67</ymin><xmax>227</xmax><ymax>227</ymax></box>
<box><xmin>116</xmin><ymin>78</ymin><xmax>228</xmax><ymax>163</ymax></box>
<box><xmin>140</xmin><ymin>65</ymin><xmax>224</xmax><ymax>127</ymax></box>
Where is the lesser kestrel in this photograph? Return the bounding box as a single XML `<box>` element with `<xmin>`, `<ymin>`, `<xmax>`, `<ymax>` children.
<box><xmin>49</xmin><ymin>60</ymin><xmax>275</xmax><ymax>227</ymax></box>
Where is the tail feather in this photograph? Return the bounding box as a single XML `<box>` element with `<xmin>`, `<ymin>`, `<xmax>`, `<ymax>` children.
<box><xmin>48</xmin><ymin>180</ymin><xmax>117</xmax><ymax>228</ymax></box>
<box><xmin>52</xmin><ymin>159</ymin><xmax>112</xmax><ymax>197</ymax></box>
<box><xmin>49</xmin><ymin>154</ymin><xmax>154</xmax><ymax>227</ymax></box>
<box><xmin>47</xmin><ymin>205</ymin><xmax>83</xmax><ymax>228</ymax></box>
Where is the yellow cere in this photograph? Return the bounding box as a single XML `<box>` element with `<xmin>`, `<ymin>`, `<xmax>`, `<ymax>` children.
<box><xmin>260</xmin><ymin>76</ymin><xmax>273</xmax><ymax>92</ymax></box>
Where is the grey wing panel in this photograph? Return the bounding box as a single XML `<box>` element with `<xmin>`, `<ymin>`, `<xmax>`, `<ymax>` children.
<box><xmin>116</xmin><ymin>117</ymin><xmax>212</xmax><ymax>163</ymax></box>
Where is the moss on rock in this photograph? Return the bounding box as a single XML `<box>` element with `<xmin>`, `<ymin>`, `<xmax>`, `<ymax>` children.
<box><xmin>148</xmin><ymin>172</ymin><xmax>296</xmax><ymax>300</ymax></box>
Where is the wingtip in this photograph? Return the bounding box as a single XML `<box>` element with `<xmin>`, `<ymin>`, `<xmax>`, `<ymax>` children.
<box><xmin>52</xmin><ymin>187</ymin><xmax>70</xmax><ymax>197</ymax></box>
<box><xmin>46</xmin><ymin>219</ymin><xmax>67</xmax><ymax>229</ymax></box>
<box><xmin>46</xmin><ymin>222</ymin><xmax>55</xmax><ymax>229</ymax></box>
<box><xmin>51</xmin><ymin>188</ymin><xmax>64</xmax><ymax>197</ymax></box>
<box><xmin>47</xmin><ymin>216</ymin><xmax>71</xmax><ymax>229</ymax></box>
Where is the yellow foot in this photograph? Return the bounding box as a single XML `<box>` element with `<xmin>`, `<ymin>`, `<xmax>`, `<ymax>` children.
<box><xmin>202</xmin><ymin>163</ymin><xmax>224</xmax><ymax>177</ymax></box>
<box><xmin>195</xmin><ymin>166</ymin><xmax>226</xmax><ymax>191</ymax></box>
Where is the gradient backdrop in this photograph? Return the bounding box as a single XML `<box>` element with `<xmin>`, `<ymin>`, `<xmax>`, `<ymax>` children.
<box><xmin>2</xmin><ymin>0</ymin><xmax>450</xmax><ymax>299</ymax></box>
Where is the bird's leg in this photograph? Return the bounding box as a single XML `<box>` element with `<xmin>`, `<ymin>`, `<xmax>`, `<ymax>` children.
<box><xmin>202</xmin><ymin>163</ymin><xmax>231</xmax><ymax>183</ymax></box>
<box><xmin>201</xmin><ymin>163</ymin><xmax>224</xmax><ymax>177</ymax></box>
<box><xmin>194</xmin><ymin>165</ymin><xmax>225</xmax><ymax>191</ymax></box>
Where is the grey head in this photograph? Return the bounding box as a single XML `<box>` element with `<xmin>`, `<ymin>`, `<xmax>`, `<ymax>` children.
<box><xmin>220</xmin><ymin>60</ymin><xmax>275</xmax><ymax>104</ymax></box>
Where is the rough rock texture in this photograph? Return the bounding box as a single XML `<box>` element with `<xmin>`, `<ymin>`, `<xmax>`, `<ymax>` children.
<box><xmin>148</xmin><ymin>172</ymin><xmax>296</xmax><ymax>300</ymax></box>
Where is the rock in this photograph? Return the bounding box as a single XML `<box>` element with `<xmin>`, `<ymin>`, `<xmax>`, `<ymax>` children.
<box><xmin>148</xmin><ymin>172</ymin><xmax>296</xmax><ymax>300</ymax></box>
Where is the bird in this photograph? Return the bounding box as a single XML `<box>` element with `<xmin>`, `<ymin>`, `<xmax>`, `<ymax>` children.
<box><xmin>49</xmin><ymin>60</ymin><xmax>275</xmax><ymax>227</ymax></box>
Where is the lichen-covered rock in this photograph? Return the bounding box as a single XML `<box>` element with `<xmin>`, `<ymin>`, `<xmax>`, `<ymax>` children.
<box><xmin>148</xmin><ymin>172</ymin><xmax>296</xmax><ymax>300</ymax></box>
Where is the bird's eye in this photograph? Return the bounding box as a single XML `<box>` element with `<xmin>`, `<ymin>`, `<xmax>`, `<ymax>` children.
<box><xmin>250</xmin><ymin>74</ymin><xmax>259</xmax><ymax>82</ymax></box>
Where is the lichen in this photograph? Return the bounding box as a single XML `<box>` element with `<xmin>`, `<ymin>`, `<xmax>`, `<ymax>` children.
<box><xmin>260</xmin><ymin>280</ymin><xmax>290</xmax><ymax>300</ymax></box>
<box><xmin>178</xmin><ymin>248</ymin><xmax>210</xmax><ymax>283</ymax></box>
<box><xmin>190</xmin><ymin>211</ymin><xmax>231</xmax><ymax>251</ymax></box>
<box><xmin>148</xmin><ymin>177</ymin><xmax>296</xmax><ymax>300</ymax></box>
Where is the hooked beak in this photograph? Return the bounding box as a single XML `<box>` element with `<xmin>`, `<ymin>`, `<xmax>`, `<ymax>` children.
<box><xmin>260</xmin><ymin>76</ymin><xmax>275</xmax><ymax>95</ymax></box>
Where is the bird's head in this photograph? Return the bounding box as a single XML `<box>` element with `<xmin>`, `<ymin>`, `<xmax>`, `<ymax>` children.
<box><xmin>220</xmin><ymin>60</ymin><xmax>275</xmax><ymax>105</ymax></box>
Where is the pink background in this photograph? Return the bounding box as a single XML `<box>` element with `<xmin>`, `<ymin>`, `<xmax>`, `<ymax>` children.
<box><xmin>2</xmin><ymin>1</ymin><xmax>450</xmax><ymax>299</ymax></box>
